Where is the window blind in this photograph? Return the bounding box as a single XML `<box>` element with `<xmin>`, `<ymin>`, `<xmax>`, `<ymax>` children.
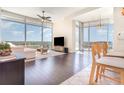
<box><xmin>0</xmin><ymin>9</ymin><xmax>53</xmax><ymax>28</ymax></box>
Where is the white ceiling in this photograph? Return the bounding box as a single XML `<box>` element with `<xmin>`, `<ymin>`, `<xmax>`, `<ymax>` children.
<box><xmin>1</xmin><ymin>7</ymin><xmax>84</xmax><ymax>19</ymax></box>
<box><xmin>39</xmin><ymin>7</ymin><xmax>85</xmax><ymax>18</ymax></box>
<box><xmin>1</xmin><ymin>7</ymin><xmax>113</xmax><ymax>22</ymax></box>
<box><xmin>1</xmin><ymin>7</ymin><xmax>45</xmax><ymax>18</ymax></box>
<box><xmin>74</xmin><ymin>7</ymin><xmax>113</xmax><ymax>22</ymax></box>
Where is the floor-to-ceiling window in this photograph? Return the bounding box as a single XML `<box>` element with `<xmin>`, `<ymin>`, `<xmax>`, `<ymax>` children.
<box><xmin>1</xmin><ymin>19</ymin><xmax>53</xmax><ymax>49</ymax></box>
<box><xmin>26</xmin><ymin>24</ymin><xmax>42</xmax><ymax>48</ymax></box>
<box><xmin>0</xmin><ymin>9</ymin><xmax>53</xmax><ymax>49</ymax></box>
<box><xmin>43</xmin><ymin>27</ymin><xmax>52</xmax><ymax>49</ymax></box>
<box><xmin>83</xmin><ymin>27</ymin><xmax>89</xmax><ymax>50</ymax></box>
<box><xmin>107</xmin><ymin>24</ymin><xmax>113</xmax><ymax>48</ymax></box>
<box><xmin>89</xmin><ymin>25</ymin><xmax>108</xmax><ymax>48</ymax></box>
<box><xmin>75</xmin><ymin>24</ymin><xmax>80</xmax><ymax>51</ymax></box>
<box><xmin>1</xmin><ymin>20</ymin><xmax>25</xmax><ymax>45</ymax></box>
<box><xmin>81</xmin><ymin>21</ymin><xmax>113</xmax><ymax>51</ymax></box>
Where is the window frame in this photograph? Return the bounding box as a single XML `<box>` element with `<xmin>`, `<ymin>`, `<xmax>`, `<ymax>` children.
<box><xmin>0</xmin><ymin>18</ymin><xmax>53</xmax><ymax>49</ymax></box>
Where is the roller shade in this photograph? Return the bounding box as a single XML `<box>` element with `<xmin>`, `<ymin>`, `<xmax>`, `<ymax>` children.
<box><xmin>1</xmin><ymin>9</ymin><xmax>25</xmax><ymax>23</ymax></box>
<box><xmin>0</xmin><ymin>9</ymin><xmax>53</xmax><ymax>28</ymax></box>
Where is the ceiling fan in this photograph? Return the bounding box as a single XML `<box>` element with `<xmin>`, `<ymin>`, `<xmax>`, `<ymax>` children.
<box><xmin>37</xmin><ymin>11</ymin><xmax>51</xmax><ymax>22</ymax></box>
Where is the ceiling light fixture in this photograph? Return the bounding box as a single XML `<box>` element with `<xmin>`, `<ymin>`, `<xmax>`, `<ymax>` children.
<box><xmin>37</xmin><ymin>11</ymin><xmax>52</xmax><ymax>23</ymax></box>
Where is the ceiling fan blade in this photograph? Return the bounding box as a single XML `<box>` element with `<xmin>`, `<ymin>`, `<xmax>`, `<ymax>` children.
<box><xmin>46</xmin><ymin>17</ymin><xmax>51</xmax><ymax>19</ymax></box>
<box><xmin>37</xmin><ymin>11</ymin><xmax>52</xmax><ymax>22</ymax></box>
<box><xmin>48</xmin><ymin>19</ymin><xmax>52</xmax><ymax>21</ymax></box>
<box><xmin>37</xmin><ymin>15</ymin><xmax>49</xmax><ymax>19</ymax></box>
<box><xmin>37</xmin><ymin>14</ymin><xmax>43</xmax><ymax>19</ymax></box>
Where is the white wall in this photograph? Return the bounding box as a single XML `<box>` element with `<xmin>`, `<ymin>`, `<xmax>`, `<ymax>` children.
<box><xmin>113</xmin><ymin>7</ymin><xmax>124</xmax><ymax>51</ymax></box>
<box><xmin>1</xmin><ymin>7</ymin><xmax>43</xmax><ymax>18</ymax></box>
<box><xmin>53</xmin><ymin>18</ymin><xmax>75</xmax><ymax>52</ymax></box>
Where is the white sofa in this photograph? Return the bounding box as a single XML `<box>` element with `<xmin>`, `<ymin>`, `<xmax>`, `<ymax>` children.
<box><xmin>8</xmin><ymin>43</ymin><xmax>36</xmax><ymax>61</ymax></box>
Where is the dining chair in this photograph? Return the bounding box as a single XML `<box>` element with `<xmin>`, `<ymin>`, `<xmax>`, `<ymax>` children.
<box><xmin>89</xmin><ymin>43</ymin><xmax>124</xmax><ymax>84</ymax></box>
<box><xmin>99</xmin><ymin>42</ymin><xmax>108</xmax><ymax>79</ymax></box>
<box><xmin>102</xmin><ymin>42</ymin><xmax>108</xmax><ymax>56</ymax></box>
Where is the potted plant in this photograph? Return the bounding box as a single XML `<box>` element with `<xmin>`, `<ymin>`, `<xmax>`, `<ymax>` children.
<box><xmin>0</xmin><ymin>42</ymin><xmax>12</xmax><ymax>56</ymax></box>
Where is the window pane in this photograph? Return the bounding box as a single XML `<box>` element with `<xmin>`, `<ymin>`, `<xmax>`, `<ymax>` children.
<box><xmin>90</xmin><ymin>26</ymin><xmax>107</xmax><ymax>42</ymax></box>
<box><xmin>81</xmin><ymin>23</ymin><xmax>113</xmax><ymax>51</ymax></box>
<box><xmin>108</xmin><ymin>24</ymin><xmax>113</xmax><ymax>48</ymax></box>
<box><xmin>26</xmin><ymin>24</ymin><xmax>41</xmax><ymax>49</ymax></box>
<box><xmin>89</xmin><ymin>25</ymin><xmax>108</xmax><ymax>49</ymax></box>
<box><xmin>43</xmin><ymin>27</ymin><xmax>52</xmax><ymax>48</ymax></box>
<box><xmin>83</xmin><ymin>27</ymin><xmax>89</xmax><ymax>49</ymax></box>
<box><xmin>75</xmin><ymin>26</ymin><xmax>79</xmax><ymax>50</ymax></box>
<box><xmin>1</xmin><ymin>20</ymin><xmax>25</xmax><ymax>45</ymax></box>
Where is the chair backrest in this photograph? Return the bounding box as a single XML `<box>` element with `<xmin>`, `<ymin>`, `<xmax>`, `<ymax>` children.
<box><xmin>102</xmin><ymin>42</ymin><xmax>108</xmax><ymax>56</ymax></box>
<box><xmin>92</xmin><ymin>42</ymin><xmax>108</xmax><ymax>64</ymax></box>
<box><xmin>43</xmin><ymin>44</ymin><xmax>49</xmax><ymax>49</ymax></box>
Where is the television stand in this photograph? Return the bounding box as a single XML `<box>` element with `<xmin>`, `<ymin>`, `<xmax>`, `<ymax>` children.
<box><xmin>53</xmin><ymin>46</ymin><xmax>68</xmax><ymax>53</ymax></box>
<box><xmin>53</xmin><ymin>46</ymin><xmax>64</xmax><ymax>52</ymax></box>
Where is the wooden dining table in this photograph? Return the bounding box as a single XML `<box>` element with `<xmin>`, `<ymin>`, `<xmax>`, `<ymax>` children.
<box><xmin>105</xmin><ymin>50</ymin><xmax>124</xmax><ymax>84</ymax></box>
<box><xmin>106</xmin><ymin>50</ymin><xmax>124</xmax><ymax>58</ymax></box>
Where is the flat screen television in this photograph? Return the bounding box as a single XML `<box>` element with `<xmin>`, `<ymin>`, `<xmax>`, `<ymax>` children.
<box><xmin>54</xmin><ymin>37</ymin><xmax>64</xmax><ymax>46</ymax></box>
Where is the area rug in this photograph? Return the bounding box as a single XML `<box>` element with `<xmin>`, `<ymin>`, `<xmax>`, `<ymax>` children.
<box><xmin>36</xmin><ymin>50</ymin><xmax>65</xmax><ymax>59</ymax></box>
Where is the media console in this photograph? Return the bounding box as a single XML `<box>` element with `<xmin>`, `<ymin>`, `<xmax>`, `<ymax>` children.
<box><xmin>53</xmin><ymin>46</ymin><xmax>68</xmax><ymax>53</ymax></box>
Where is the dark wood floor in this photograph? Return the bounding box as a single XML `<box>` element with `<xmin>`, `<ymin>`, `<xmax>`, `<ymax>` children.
<box><xmin>25</xmin><ymin>52</ymin><xmax>91</xmax><ymax>85</ymax></box>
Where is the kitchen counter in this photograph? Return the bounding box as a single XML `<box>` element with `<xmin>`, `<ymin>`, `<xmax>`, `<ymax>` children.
<box><xmin>0</xmin><ymin>53</ymin><xmax>25</xmax><ymax>85</ymax></box>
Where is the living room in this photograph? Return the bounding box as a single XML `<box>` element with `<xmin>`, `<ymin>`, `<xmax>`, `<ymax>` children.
<box><xmin>0</xmin><ymin>7</ymin><xmax>124</xmax><ymax>85</ymax></box>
